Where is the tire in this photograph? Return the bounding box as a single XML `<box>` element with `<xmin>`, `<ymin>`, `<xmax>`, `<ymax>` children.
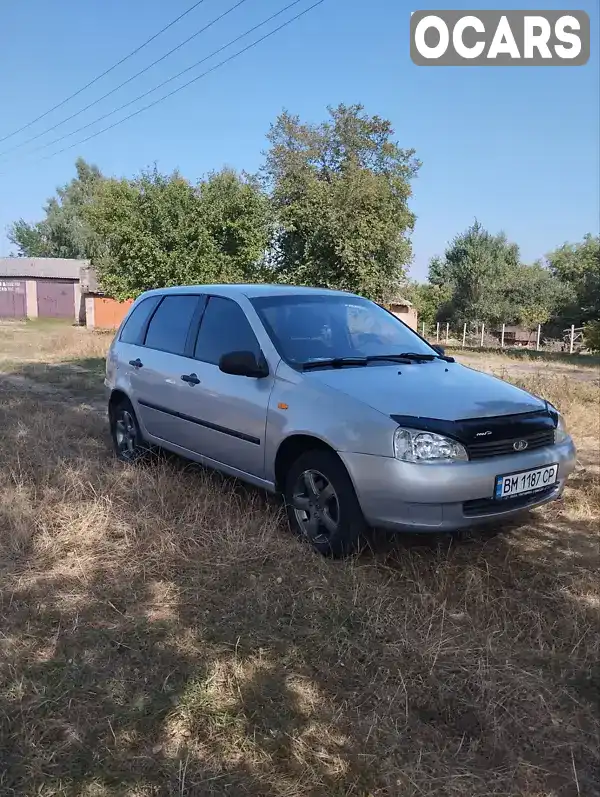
<box><xmin>110</xmin><ymin>397</ymin><xmax>147</xmax><ymax>463</ymax></box>
<box><xmin>283</xmin><ymin>449</ymin><xmax>368</xmax><ymax>558</ymax></box>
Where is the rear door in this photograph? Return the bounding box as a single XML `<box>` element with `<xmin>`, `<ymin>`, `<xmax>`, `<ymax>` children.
<box><xmin>174</xmin><ymin>295</ymin><xmax>274</xmax><ymax>479</ymax></box>
<box><xmin>111</xmin><ymin>294</ymin><xmax>162</xmax><ymax>386</ymax></box>
<box><xmin>126</xmin><ymin>294</ymin><xmax>206</xmax><ymax>451</ymax></box>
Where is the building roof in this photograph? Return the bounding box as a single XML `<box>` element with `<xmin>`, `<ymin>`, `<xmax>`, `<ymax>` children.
<box><xmin>389</xmin><ymin>295</ymin><xmax>413</xmax><ymax>307</ymax></box>
<box><xmin>0</xmin><ymin>257</ymin><xmax>89</xmax><ymax>280</ymax></box>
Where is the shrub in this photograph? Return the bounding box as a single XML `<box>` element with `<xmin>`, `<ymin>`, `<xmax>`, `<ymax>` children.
<box><xmin>583</xmin><ymin>319</ymin><xmax>600</xmax><ymax>353</ymax></box>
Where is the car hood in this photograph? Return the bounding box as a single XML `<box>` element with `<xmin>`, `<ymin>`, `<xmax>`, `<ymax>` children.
<box><xmin>304</xmin><ymin>360</ymin><xmax>546</xmax><ymax>421</ymax></box>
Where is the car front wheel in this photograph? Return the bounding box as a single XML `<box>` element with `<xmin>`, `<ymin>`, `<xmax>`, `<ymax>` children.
<box><xmin>284</xmin><ymin>449</ymin><xmax>368</xmax><ymax>558</ymax></box>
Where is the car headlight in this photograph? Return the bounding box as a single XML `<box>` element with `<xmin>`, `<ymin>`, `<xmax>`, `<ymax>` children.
<box><xmin>555</xmin><ymin>413</ymin><xmax>569</xmax><ymax>443</ymax></box>
<box><xmin>394</xmin><ymin>427</ymin><xmax>468</xmax><ymax>463</ymax></box>
<box><xmin>547</xmin><ymin>402</ymin><xmax>569</xmax><ymax>443</ymax></box>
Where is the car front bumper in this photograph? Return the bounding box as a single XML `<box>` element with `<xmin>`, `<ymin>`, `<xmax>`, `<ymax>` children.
<box><xmin>339</xmin><ymin>437</ymin><xmax>577</xmax><ymax>532</ymax></box>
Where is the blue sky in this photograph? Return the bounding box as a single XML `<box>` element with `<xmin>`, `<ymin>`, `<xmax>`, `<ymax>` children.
<box><xmin>0</xmin><ymin>0</ymin><xmax>598</xmax><ymax>279</ymax></box>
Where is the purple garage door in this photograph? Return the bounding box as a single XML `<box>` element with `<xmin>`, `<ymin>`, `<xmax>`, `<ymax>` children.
<box><xmin>36</xmin><ymin>279</ymin><xmax>75</xmax><ymax>319</ymax></box>
<box><xmin>0</xmin><ymin>279</ymin><xmax>27</xmax><ymax>318</ymax></box>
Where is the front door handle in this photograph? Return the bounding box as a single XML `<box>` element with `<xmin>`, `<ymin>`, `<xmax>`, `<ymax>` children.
<box><xmin>129</xmin><ymin>358</ymin><xmax>143</xmax><ymax>368</ymax></box>
<box><xmin>181</xmin><ymin>373</ymin><xmax>200</xmax><ymax>386</ymax></box>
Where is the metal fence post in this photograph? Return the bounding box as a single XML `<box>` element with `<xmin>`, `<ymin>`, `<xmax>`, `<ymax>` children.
<box><xmin>536</xmin><ymin>324</ymin><xmax>541</xmax><ymax>351</ymax></box>
<box><xmin>422</xmin><ymin>321</ymin><xmax>425</xmax><ymax>337</ymax></box>
<box><xmin>501</xmin><ymin>323</ymin><xmax>505</xmax><ymax>348</ymax></box>
<box><xmin>462</xmin><ymin>322</ymin><xmax>466</xmax><ymax>348</ymax></box>
<box><xmin>480</xmin><ymin>323</ymin><xmax>485</xmax><ymax>348</ymax></box>
<box><xmin>570</xmin><ymin>324</ymin><xmax>575</xmax><ymax>354</ymax></box>
<box><xmin>436</xmin><ymin>322</ymin><xmax>440</xmax><ymax>342</ymax></box>
<box><xmin>445</xmin><ymin>322</ymin><xmax>449</xmax><ymax>343</ymax></box>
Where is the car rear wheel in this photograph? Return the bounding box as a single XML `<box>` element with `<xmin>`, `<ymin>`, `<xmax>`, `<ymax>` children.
<box><xmin>284</xmin><ymin>449</ymin><xmax>368</xmax><ymax>557</ymax></box>
<box><xmin>110</xmin><ymin>398</ymin><xmax>147</xmax><ymax>463</ymax></box>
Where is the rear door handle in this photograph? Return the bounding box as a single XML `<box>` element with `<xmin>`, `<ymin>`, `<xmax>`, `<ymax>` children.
<box><xmin>181</xmin><ymin>373</ymin><xmax>201</xmax><ymax>386</ymax></box>
<box><xmin>129</xmin><ymin>358</ymin><xmax>143</xmax><ymax>368</ymax></box>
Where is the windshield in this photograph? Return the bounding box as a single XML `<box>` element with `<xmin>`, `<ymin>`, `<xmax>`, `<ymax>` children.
<box><xmin>250</xmin><ymin>294</ymin><xmax>435</xmax><ymax>366</ymax></box>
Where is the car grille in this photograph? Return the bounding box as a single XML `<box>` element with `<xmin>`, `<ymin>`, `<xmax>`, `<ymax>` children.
<box><xmin>467</xmin><ymin>429</ymin><xmax>555</xmax><ymax>460</ymax></box>
<box><xmin>463</xmin><ymin>486</ymin><xmax>557</xmax><ymax>517</ymax></box>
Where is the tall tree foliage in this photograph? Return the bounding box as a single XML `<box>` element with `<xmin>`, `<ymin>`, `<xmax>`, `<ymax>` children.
<box><xmin>263</xmin><ymin>104</ymin><xmax>420</xmax><ymax>303</ymax></box>
<box><xmin>429</xmin><ymin>221</ymin><xmax>520</xmax><ymax>325</ymax></box>
<box><xmin>545</xmin><ymin>233</ymin><xmax>600</xmax><ymax>324</ymax></box>
<box><xmin>503</xmin><ymin>260</ymin><xmax>573</xmax><ymax>327</ymax></box>
<box><xmin>8</xmin><ymin>158</ymin><xmax>104</xmax><ymax>259</ymax></box>
<box><xmin>86</xmin><ymin>167</ymin><xmax>270</xmax><ymax>300</ymax></box>
<box><xmin>428</xmin><ymin>221</ymin><xmax>568</xmax><ymax>327</ymax></box>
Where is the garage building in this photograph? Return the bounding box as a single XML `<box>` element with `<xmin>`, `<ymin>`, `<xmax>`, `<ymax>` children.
<box><xmin>0</xmin><ymin>257</ymin><xmax>88</xmax><ymax>322</ymax></box>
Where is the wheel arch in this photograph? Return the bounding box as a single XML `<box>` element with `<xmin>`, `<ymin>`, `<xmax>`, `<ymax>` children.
<box><xmin>108</xmin><ymin>389</ymin><xmax>132</xmax><ymax>423</ymax></box>
<box><xmin>274</xmin><ymin>434</ymin><xmax>345</xmax><ymax>493</ymax></box>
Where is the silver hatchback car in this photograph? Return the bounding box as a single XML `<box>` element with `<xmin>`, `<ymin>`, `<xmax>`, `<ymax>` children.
<box><xmin>105</xmin><ymin>284</ymin><xmax>576</xmax><ymax>556</ymax></box>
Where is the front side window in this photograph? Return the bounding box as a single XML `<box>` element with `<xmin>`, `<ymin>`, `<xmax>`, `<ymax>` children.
<box><xmin>119</xmin><ymin>296</ymin><xmax>160</xmax><ymax>345</ymax></box>
<box><xmin>194</xmin><ymin>296</ymin><xmax>261</xmax><ymax>365</ymax></box>
<box><xmin>251</xmin><ymin>294</ymin><xmax>433</xmax><ymax>366</ymax></box>
<box><xmin>144</xmin><ymin>295</ymin><xmax>200</xmax><ymax>355</ymax></box>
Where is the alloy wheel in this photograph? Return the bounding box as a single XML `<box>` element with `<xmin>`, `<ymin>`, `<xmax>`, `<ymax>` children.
<box><xmin>114</xmin><ymin>409</ymin><xmax>138</xmax><ymax>460</ymax></box>
<box><xmin>291</xmin><ymin>469</ymin><xmax>340</xmax><ymax>543</ymax></box>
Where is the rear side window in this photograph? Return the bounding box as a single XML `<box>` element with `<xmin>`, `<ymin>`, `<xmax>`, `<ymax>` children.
<box><xmin>194</xmin><ymin>296</ymin><xmax>260</xmax><ymax>365</ymax></box>
<box><xmin>119</xmin><ymin>296</ymin><xmax>160</xmax><ymax>344</ymax></box>
<box><xmin>144</xmin><ymin>295</ymin><xmax>200</xmax><ymax>355</ymax></box>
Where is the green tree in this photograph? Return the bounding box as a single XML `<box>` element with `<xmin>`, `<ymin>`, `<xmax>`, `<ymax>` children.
<box><xmin>195</xmin><ymin>168</ymin><xmax>272</xmax><ymax>284</ymax></box>
<box><xmin>263</xmin><ymin>104</ymin><xmax>420</xmax><ymax>302</ymax></box>
<box><xmin>503</xmin><ymin>261</ymin><xmax>574</xmax><ymax>327</ymax></box>
<box><xmin>583</xmin><ymin>319</ymin><xmax>600</xmax><ymax>353</ymax></box>
<box><xmin>403</xmin><ymin>279</ymin><xmax>452</xmax><ymax>328</ymax></box>
<box><xmin>87</xmin><ymin>167</ymin><xmax>270</xmax><ymax>300</ymax></box>
<box><xmin>545</xmin><ymin>233</ymin><xmax>600</xmax><ymax>324</ymax></box>
<box><xmin>428</xmin><ymin>221</ymin><xmax>521</xmax><ymax>326</ymax></box>
<box><xmin>8</xmin><ymin>157</ymin><xmax>105</xmax><ymax>258</ymax></box>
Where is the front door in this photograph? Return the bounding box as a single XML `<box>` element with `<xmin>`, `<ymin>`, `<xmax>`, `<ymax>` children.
<box><xmin>174</xmin><ymin>295</ymin><xmax>274</xmax><ymax>480</ymax></box>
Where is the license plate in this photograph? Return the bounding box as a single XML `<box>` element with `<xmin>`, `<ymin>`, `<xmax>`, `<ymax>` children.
<box><xmin>494</xmin><ymin>463</ymin><xmax>558</xmax><ymax>500</ymax></box>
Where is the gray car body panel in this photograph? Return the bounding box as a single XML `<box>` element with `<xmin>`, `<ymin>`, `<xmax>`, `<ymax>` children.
<box><xmin>106</xmin><ymin>284</ymin><xmax>577</xmax><ymax>532</ymax></box>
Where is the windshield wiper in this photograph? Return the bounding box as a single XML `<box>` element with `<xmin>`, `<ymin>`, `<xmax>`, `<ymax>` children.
<box><xmin>392</xmin><ymin>351</ymin><xmax>455</xmax><ymax>363</ymax></box>
<box><xmin>301</xmin><ymin>357</ymin><xmax>368</xmax><ymax>371</ymax></box>
<box><xmin>363</xmin><ymin>354</ymin><xmax>423</xmax><ymax>364</ymax></box>
<box><xmin>301</xmin><ymin>351</ymin><xmax>455</xmax><ymax>371</ymax></box>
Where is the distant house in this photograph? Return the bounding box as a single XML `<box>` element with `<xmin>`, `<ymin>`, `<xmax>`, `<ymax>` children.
<box><xmin>0</xmin><ymin>257</ymin><xmax>132</xmax><ymax>328</ymax></box>
<box><xmin>80</xmin><ymin>264</ymin><xmax>133</xmax><ymax>329</ymax></box>
<box><xmin>498</xmin><ymin>325</ymin><xmax>537</xmax><ymax>347</ymax></box>
<box><xmin>0</xmin><ymin>257</ymin><xmax>88</xmax><ymax>322</ymax></box>
<box><xmin>388</xmin><ymin>295</ymin><xmax>418</xmax><ymax>330</ymax></box>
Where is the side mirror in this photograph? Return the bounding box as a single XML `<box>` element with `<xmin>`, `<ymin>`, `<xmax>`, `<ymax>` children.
<box><xmin>219</xmin><ymin>350</ymin><xmax>269</xmax><ymax>378</ymax></box>
<box><xmin>431</xmin><ymin>344</ymin><xmax>445</xmax><ymax>355</ymax></box>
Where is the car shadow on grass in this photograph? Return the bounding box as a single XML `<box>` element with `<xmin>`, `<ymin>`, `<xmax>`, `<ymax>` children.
<box><xmin>8</xmin><ymin>358</ymin><xmax>107</xmax><ymax>402</ymax></box>
<box><xmin>1</xmin><ymin>387</ymin><xmax>599</xmax><ymax>796</ymax></box>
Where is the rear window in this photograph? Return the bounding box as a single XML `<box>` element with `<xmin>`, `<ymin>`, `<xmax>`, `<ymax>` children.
<box><xmin>119</xmin><ymin>297</ymin><xmax>160</xmax><ymax>345</ymax></box>
<box><xmin>144</xmin><ymin>295</ymin><xmax>200</xmax><ymax>355</ymax></box>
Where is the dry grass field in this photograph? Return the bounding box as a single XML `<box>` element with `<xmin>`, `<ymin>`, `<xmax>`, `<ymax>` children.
<box><xmin>1</xmin><ymin>320</ymin><xmax>599</xmax><ymax>797</ymax></box>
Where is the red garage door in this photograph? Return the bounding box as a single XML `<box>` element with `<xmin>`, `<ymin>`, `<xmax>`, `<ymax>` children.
<box><xmin>0</xmin><ymin>279</ymin><xmax>26</xmax><ymax>318</ymax></box>
<box><xmin>37</xmin><ymin>279</ymin><xmax>75</xmax><ymax>319</ymax></box>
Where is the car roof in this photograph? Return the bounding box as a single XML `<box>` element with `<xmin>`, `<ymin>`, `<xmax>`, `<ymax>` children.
<box><xmin>139</xmin><ymin>283</ymin><xmax>358</xmax><ymax>300</ymax></box>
